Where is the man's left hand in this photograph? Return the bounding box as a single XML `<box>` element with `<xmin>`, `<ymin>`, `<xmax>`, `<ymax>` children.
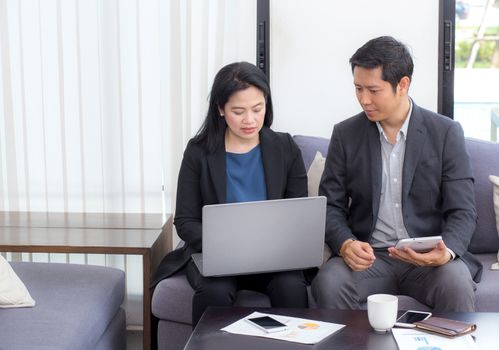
<box><xmin>387</xmin><ymin>241</ymin><xmax>452</xmax><ymax>267</ymax></box>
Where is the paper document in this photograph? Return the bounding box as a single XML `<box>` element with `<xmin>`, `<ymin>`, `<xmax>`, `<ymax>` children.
<box><xmin>221</xmin><ymin>311</ymin><xmax>345</xmax><ymax>344</ymax></box>
<box><xmin>392</xmin><ymin>328</ymin><xmax>478</xmax><ymax>350</ymax></box>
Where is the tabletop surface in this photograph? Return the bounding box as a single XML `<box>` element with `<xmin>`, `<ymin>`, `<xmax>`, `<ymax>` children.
<box><xmin>0</xmin><ymin>211</ymin><xmax>168</xmax><ymax>250</ymax></box>
<box><xmin>185</xmin><ymin>307</ymin><xmax>497</xmax><ymax>350</ymax></box>
<box><xmin>0</xmin><ymin>211</ymin><xmax>166</xmax><ymax>229</ymax></box>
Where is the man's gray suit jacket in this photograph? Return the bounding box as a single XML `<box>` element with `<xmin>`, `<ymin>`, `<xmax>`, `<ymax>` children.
<box><xmin>319</xmin><ymin>101</ymin><xmax>482</xmax><ymax>282</ymax></box>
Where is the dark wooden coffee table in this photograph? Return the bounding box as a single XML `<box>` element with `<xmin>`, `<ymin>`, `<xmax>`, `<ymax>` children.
<box><xmin>185</xmin><ymin>307</ymin><xmax>497</xmax><ymax>350</ymax></box>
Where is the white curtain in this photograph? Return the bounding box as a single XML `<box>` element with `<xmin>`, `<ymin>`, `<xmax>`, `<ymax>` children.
<box><xmin>0</xmin><ymin>0</ymin><xmax>255</xmax><ymax>327</ymax></box>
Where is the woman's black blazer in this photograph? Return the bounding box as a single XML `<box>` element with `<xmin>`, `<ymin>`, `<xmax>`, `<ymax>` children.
<box><xmin>152</xmin><ymin>127</ymin><xmax>307</xmax><ymax>285</ymax></box>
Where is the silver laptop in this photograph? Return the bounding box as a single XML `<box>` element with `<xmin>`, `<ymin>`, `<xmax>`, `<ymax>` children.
<box><xmin>191</xmin><ymin>196</ymin><xmax>326</xmax><ymax>277</ymax></box>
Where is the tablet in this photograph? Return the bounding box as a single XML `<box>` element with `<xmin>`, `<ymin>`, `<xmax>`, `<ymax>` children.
<box><xmin>394</xmin><ymin>236</ymin><xmax>442</xmax><ymax>253</ymax></box>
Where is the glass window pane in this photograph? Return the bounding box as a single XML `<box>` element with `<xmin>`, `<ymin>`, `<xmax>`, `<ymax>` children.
<box><xmin>454</xmin><ymin>0</ymin><xmax>499</xmax><ymax>142</ymax></box>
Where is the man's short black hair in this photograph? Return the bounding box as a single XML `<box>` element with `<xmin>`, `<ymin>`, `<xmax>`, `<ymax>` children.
<box><xmin>349</xmin><ymin>36</ymin><xmax>413</xmax><ymax>92</ymax></box>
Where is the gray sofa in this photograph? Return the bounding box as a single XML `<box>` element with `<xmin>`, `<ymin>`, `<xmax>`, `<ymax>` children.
<box><xmin>0</xmin><ymin>262</ymin><xmax>126</xmax><ymax>350</ymax></box>
<box><xmin>152</xmin><ymin>135</ymin><xmax>499</xmax><ymax>350</ymax></box>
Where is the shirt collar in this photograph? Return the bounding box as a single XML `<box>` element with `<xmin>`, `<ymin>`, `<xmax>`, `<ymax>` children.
<box><xmin>376</xmin><ymin>98</ymin><xmax>413</xmax><ymax>142</ymax></box>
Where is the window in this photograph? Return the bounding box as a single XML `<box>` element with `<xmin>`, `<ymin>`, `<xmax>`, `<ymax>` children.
<box><xmin>454</xmin><ymin>0</ymin><xmax>499</xmax><ymax>142</ymax></box>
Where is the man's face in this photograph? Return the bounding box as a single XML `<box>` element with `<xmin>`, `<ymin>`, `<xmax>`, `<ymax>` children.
<box><xmin>353</xmin><ymin>66</ymin><xmax>407</xmax><ymax>123</ymax></box>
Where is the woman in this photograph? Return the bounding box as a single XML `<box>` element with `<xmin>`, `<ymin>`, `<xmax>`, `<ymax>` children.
<box><xmin>153</xmin><ymin>61</ymin><xmax>308</xmax><ymax>326</ymax></box>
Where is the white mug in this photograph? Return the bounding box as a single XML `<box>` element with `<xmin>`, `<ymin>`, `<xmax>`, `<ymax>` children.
<box><xmin>367</xmin><ymin>294</ymin><xmax>398</xmax><ymax>332</ymax></box>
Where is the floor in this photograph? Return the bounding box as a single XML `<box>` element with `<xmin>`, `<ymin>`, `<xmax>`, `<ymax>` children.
<box><xmin>126</xmin><ymin>330</ymin><xmax>143</xmax><ymax>350</ymax></box>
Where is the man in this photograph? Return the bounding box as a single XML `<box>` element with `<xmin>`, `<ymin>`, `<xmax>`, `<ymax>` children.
<box><xmin>311</xmin><ymin>36</ymin><xmax>481</xmax><ymax>312</ymax></box>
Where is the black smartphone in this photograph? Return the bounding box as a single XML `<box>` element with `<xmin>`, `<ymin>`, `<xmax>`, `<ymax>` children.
<box><xmin>394</xmin><ymin>310</ymin><xmax>432</xmax><ymax>328</ymax></box>
<box><xmin>245</xmin><ymin>315</ymin><xmax>288</xmax><ymax>333</ymax></box>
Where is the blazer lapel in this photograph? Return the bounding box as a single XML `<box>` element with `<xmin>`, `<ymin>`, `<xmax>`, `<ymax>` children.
<box><xmin>260</xmin><ymin>128</ymin><xmax>283</xmax><ymax>200</ymax></box>
<box><xmin>207</xmin><ymin>148</ymin><xmax>227</xmax><ymax>203</ymax></box>
<box><xmin>368</xmin><ymin>121</ymin><xmax>382</xmax><ymax>228</ymax></box>
<box><xmin>402</xmin><ymin>104</ymin><xmax>427</xmax><ymax>200</ymax></box>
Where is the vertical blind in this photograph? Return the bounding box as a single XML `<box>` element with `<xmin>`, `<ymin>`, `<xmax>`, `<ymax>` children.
<box><xmin>0</xmin><ymin>0</ymin><xmax>256</xmax><ymax>326</ymax></box>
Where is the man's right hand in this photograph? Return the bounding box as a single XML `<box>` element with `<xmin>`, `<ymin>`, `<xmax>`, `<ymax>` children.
<box><xmin>340</xmin><ymin>239</ymin><xmax>376</xmax><ymax>271</ymax></box>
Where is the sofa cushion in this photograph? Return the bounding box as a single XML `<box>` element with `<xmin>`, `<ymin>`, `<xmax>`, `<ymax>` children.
<box><xmin>157</xmin><ymin>320</ymin><xmax>192</xmax><ymax>350</ymax></box>
<box><xmin>308</xmin><ymin>286</ymin><xmax>430</xmax><ymax>311</ymax></box>
<box><xmin>466</xmin><ymin>138</ymin><xmax>499</xmax><ymax>253</ymax></box>
<box><xmin>307</xmin><ymin>151</ymin><xmax>326</xmax><ymax>197</ymax></box>
<box><xmin>152</xmin><ymin>272</ymin><xmax>272</xmax><ymax>324</ymax></box>
<box><xmin>293</xmin><ymin>135</ymin><xmax>329</xmax><ymax>170</ymax></box>
<box><xmin>489</xmin><ymin>175</ymin><xmax>499</xmax><ymax>237</ymax></box>
<box><xmin>0</xmin><ymin>262</ymin><xmax>125</xmax><ymax>350</ymax></box>
<box><xmin>475</xmin><ymin>253</ymin><xmax>499</xmax><ymax>312</ymax></box>
<box><xmin>152</xmin><ymin>272</ymin><xmax>194</xmax><ymax>324</ymax></box>
<box><xmin>94</xmin><ymin>308</ymin><xmax>127</xmax><ymax>350</ymax></box>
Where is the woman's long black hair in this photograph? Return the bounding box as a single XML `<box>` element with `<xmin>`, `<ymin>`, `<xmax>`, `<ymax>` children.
<box><xmin>192</xmin><ymin>62</ymin><xmax>273</xmax><ymax>153</ymax></box>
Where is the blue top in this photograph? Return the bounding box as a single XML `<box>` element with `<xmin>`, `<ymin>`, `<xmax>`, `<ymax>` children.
<box><xmin>226</xmin><ymin>145</ymin><xmax>267</xmax><ymax>203</ymax></box>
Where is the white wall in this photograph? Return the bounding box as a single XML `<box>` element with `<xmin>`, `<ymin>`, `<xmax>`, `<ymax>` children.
<box><xmin>270</xmin><ymin>0</ymin><xmax>440</xmax><ymax>138</ymax></box>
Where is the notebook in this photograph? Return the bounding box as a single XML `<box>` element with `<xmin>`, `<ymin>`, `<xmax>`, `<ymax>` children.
<box><xmin>191</xmin><ymin>196</ymin><xmax>326</xmax><ymax>277</ymax></box>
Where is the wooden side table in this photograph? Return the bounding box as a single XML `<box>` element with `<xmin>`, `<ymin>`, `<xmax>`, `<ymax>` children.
<box><xmin>0</xmin><ymin>211</ymin><xmax>173</xmax><ymax>350</ymax></box>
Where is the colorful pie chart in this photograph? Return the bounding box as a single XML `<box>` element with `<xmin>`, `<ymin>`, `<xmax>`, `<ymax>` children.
<box><xmin>297</xmin><ymin>322</ymin><xmax>320</xmax><ymax>330</ymax></box>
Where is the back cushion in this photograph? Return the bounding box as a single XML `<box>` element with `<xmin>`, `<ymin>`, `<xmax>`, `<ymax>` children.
<box><xmin>293</xmin><ymin>135</ymin><xmax>329</xmax><ymax>170</ymax></box>
<box><xmin>307</xmin><ymin>151</ymin><xmax>326</xmax><ymax>197</ymax></box>
<box><xmin>466</xmin><ymin>138</ymin><xmax>499</xmax><ymax>253</ymax></box>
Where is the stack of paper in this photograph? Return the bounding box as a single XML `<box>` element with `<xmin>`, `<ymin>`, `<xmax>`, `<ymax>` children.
<box><xmin>221</xmin><ymin>311</ymin><xmax>345</xmax><ymax>344</ymax></box>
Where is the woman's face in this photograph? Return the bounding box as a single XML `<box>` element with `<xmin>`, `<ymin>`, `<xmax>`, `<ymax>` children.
<box><xmin>219</xmin><ymin>86</ymin><xmax>266</xmax><ymax>147</ymax></box>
